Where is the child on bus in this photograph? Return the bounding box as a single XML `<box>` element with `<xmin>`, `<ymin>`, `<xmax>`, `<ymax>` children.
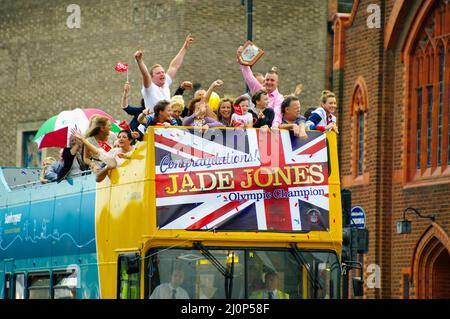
<box><xmin>250</xmin><ymin>89</ymin><xmax>274</xmax><ymax>129</ymax></box>
<box><xmin>231</xmin><ymin>95</ymin><xmax>253</xmax><ymax>128</ymax></box>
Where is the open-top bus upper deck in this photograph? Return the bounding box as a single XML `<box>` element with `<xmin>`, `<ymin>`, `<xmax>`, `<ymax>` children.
<box><xmin>0</xmin><ymin>128</ymin><xmax>342</xmax><ymax>299</ymax></box>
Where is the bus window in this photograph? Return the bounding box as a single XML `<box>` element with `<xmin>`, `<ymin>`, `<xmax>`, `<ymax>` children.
<box><xmin>300</xmin><ymin>251</ymin><xmax>340</xmax><ymax>299</ymax></box>
<box><xmin>14</xmin><ymin>273</ymin><xmax>25</xmax><ymax>299</ymax></box>
<box><xmin>53</xmin><ymin>271</ymin><xmax>77</xmax><ymax>299</ymax></box>
<box><xmin>28</xmin><ymin>273</ymin><xmax>50</xmax><ymax>299</ymax></box>
<box><xmin>145</xmin><ymin>247</ymin><xmax>339</xmax><ymax>299</ymax></box>
<box><xmin>247</xmin><ymin>250</ymin><xmax>300</xmax><ymax>299</ymax></box>
<box><xmin>4</xmin><ymin>274</ymin><xmax>11</xmax><ymax>299</ymax></box>
<box><xmin>146</xmin><ymin>248</ymin><xmax>245</xmax><ymax>299</ymax></box>
<box><xmin>118</xmin><ymin>254</ymin><xmax>140</xmax><ymax>299</ymax></box>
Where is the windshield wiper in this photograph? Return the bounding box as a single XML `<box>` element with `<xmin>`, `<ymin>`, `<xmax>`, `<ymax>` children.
<box><xmin>225</xmin><ymin>251</ymin><xmax>235</xmax><ymax>299</ymax></box>
<box><xmin>193</xmin><ymin>242</ymin><xmax>234</xmax><ymax>299</ymax></box>
<box><xmin>289</xmin><ymin>243</ymin><xmax>323</xmax><ymax>297</ymax></box>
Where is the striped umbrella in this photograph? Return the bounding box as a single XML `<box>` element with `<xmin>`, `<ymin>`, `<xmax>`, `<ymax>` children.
<box><xmin>34</xmin><ymin>108</ymin><xmax>121</xmax><ymax>149</ymax></box>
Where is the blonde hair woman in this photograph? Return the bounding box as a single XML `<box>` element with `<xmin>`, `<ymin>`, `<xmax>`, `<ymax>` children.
<box><xmin>83</xmin><ymin>115</ymin><xmax>117</xmax><ymax>173</ymax></box>
<box><xmin>305</xmin><ymin>90</ymin><xmax>339</xmax><ymax>133</ymax></box>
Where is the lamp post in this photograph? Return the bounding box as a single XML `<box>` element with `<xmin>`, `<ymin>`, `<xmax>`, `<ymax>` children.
<box><xmin>396</xmin><ymin>207</ymin><xmax>436</xmax><ymax>234</ymax></box>
<box><xmin>241</xmin><ymin>0</ymin><xmax>253</xmax><ymax>94</ymax></box>
<box><xmin>241</xmin><ymin>0</ymin><xmax>253</xmax><ymax>41</ymax></box>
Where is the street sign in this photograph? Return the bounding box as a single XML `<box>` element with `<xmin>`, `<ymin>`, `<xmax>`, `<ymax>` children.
<box><xmin>350</xmin><ymin>206</ymin><xmax>366</xmax><ymax>229</ymax></box>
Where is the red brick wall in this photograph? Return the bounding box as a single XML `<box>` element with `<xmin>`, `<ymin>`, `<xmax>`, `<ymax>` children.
<box><xmin>433</xmin><ymin>250</ymin><xmax>450</xmax><ymax>298</ymax></box>
<box><xmin>336</xmin><ymin>0</ymin><xmax>450</xmax><ymax>298</ymax></box>
<box><xmin>334</xmin><ymin>0</ymin><xmax>388</xmax><ymax>298</ymax></box>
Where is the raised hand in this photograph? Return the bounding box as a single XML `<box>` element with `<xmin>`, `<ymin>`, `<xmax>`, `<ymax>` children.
<box><xmin>236</xmin><ymin>46</ymin><xmax>244</xmax><ymax>63</ymax></box>
<box><xmin>131</xmin><ymin>131</ymin><xmax>140</xmax><ymax>140</ymax></box>
<box><xmin>294</xmin><ymin>84</ymin><xmax>303</xmax><ymax>96</ymax></box>
<box><xmin>184</xmin><ymin>34</ymin><xmax>194</xmax><ymax>49</ymax></box>
<box><xmin>124</xmin><ymin>82</ymin><xmax>130</xmax><ymax>95</ymax></box>
<box><xmin>142</xmin><ymin>108</ymin><xmax>151</xmax><ymax>116</ymax></box>
<box><xmin>70</xmin><ymin>128</ymin><xmax>84</xmax><ymax>143</ymax></box>
<box><xmin>181</xmin><ymin>81</ymin><xmax>193</xmax><ymax>90</ymax></box>
<box><xmin>212</xmin><ymin>79</ymin><xmax>223</xmax><ymax>88</ymax></box>
<box><xmin>134</xmin><ymin>50</ymin><xmax>143</xmax><ymax>61</ymax></box>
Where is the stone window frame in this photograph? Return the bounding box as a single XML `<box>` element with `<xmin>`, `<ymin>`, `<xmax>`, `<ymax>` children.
<box><xmin>403</xmin><ymin>1</ymin><xmax>450</xmax><ymax>186</ymax></box>
<box><xmin>349</xmin><ymin>76</ymin><xmax>370</xmax><ymax>186</ymax></box>
<box><xmin>16</xmin><ymin>121</ymin><xmax>47</xmax><ymax>167</ymax></box>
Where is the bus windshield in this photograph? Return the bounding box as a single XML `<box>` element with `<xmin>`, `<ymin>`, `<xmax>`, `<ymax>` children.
<box><xmin>145</xmin><ymin>247</ymin><xmax>340</xmax><ymax>299</ymax></box>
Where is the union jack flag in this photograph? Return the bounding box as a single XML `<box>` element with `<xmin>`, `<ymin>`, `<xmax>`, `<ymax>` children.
<box><xmin>154</xmin><ymin>128</ymin><xmax>330</xmax><ymax>232</ymax></box>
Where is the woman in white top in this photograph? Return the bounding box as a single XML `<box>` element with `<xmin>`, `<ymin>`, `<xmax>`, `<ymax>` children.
<box><xmin>73</xmin><ymin>129</ymin><xmax>135</xmax><ymax>183</ymax></box>
<box><xmin>305</xmin><ymin>90</ymin><xmax>339</xmax><ymax>133</ymax></box>
<box><xmin>83</xmin><ymin>115</ymin><xmax>118</xmax><ymax>173</ymax></box>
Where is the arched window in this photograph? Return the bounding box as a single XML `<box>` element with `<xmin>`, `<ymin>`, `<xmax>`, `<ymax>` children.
<box><xmin>351</xmin><ymin>77</ymin><xmax>369</xmax><ymax>179</ymax></box>
<box><xmin>406</xmin><ymin>1</ymin><xmax>449</xmax><ymax>181</ymax></box>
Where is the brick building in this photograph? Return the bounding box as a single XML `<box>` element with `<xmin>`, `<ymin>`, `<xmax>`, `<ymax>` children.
<box><xmin>2</xmin><ymin>0</ymin><xmax>448</xmax><ymax>300</ymax></box>
<box><xmin>0</xmin><ymin>0</ymin><xmax>330</xmax><ymax>167</ymax></box>
<box><xmin>333</xmin><ymin>0</ymin><xmax>450</xmax><ymax>298</ymax></box>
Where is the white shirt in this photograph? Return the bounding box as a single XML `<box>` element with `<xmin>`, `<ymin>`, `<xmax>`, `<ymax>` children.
<box><xmin>231</xmin><ymin>112</ymin><xmax>253</xmax><ymax>127</ymax></box>
<box><xmin>305</xmin><ymin>106</ymin><xmax>336</xmax><ymax>129</ymax></box>
<box><xmin>141</xmin><ymin>74</ymin><xmax>173</xmax><ymax>113</ymax></box>
<box><xmin>149</xmin><ymin>283</ymin><xmax>190</xmax><ymax>299</ymax></box>
<box><xmin>98</xmin><ymin>146</ymin><xmax>134</xmax><ymax>168</ymax></box>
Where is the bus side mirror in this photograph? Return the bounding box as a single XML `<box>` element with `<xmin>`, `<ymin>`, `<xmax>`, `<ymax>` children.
<box><xmin>123</xmin><ymin>253</ymin><xmax>140</xmax><ymax>274</ymax></box>
<box><xmin>352</xmin><ymin>277</ymin><xmax>364</xmax><ymax>297</ymax></box>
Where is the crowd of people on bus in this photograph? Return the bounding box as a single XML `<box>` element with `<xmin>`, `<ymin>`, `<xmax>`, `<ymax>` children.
<box><xmin>40</xmin><ymin>34</ymin><xmax>339</xmax><ymax>184</ymax></box>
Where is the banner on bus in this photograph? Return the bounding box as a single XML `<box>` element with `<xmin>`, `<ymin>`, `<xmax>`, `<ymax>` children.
<box><xmin>154</xmin><ymin>128</ymin><xmax>329</xmax><ymax>232</ymax></box>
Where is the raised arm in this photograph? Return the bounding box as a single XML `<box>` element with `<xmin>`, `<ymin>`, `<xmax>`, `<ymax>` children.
<box><xmin>174</xmin><ymin>81</ymin><xmax>193</xmax><ymax>96</ymax></box>
<box><xmin>167</xmin><ymin>34</ymin><xmax>194</xmax><ymax>79</ymax></box>
<box><xmin>72</xmin><ymin>130</ymin><xmax>101</xmax><ymax>158</ymax></box>
<box><xmin>236</xmin><ymin>46</ymin><xmax>264</xmax><ymax>94</ymax></box>
<box><xmin>137</xmin><ymin>108</ymin><xmax>150</xmax><ymax>125</ymax></box>
<box><xmin>204</xmin><ymin>79</ymin><xmax>223</xmax><ymax>103</ymax></box>
<box><xmin>200</xmin><ymin>80</ymin><xmax>222</xmax><ymax>120</ymax></box>
<box><xmin>122</xmin><ymin>82</ymin><xmax>130</xmax><ymax>108</ymax></box>
<box><xmin>134</xmin><ymin>50</ymin><xmax>151</xmax><ymax>88</ymax></box>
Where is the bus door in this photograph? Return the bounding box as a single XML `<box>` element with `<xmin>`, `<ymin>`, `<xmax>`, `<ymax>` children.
<box><xmin>117</xmin><ymin>252</ymin><xmax>141</xmax><ymax>299</ymax></box>
<box><xmin>3</xmin><ymin>259</ymin><xmax>14</xmax><ymax>299</ymax></box>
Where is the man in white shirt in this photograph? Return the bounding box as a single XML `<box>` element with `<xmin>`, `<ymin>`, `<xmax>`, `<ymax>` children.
<box><xmin>134</xmin><ymin>34</ymin><xmax>194</xmax><ymax>113</ymax></box>
<box><xmin>150</xmin><ymin>268</ymin><xmax>190</xmax><ymax>299</ymax></box>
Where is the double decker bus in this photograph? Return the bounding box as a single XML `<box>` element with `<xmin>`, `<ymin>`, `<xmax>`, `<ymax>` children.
<box><xmin>0</xmin><ymin>127</ymin><xmax>342</xmax><ymax>299</ymax></box>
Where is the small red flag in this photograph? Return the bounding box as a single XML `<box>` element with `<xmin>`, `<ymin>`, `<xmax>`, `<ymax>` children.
<box><xmin>233</xmin><ymin>104</ymin><xmax>244</xmax><ymax>116</ymax></box>
<box><xmin>115</xmin><ymin>62</ymin><xmax>128</xmax><ymax>72</ymax></box>
<box><xmin>118</xmin><ymin>120</ymin><xmax>131</xmax><ymax>131</ymax></box>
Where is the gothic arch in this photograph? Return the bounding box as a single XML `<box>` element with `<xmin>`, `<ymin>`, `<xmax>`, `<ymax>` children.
<box><xmin>350</xmin><ymin>77</ymin><xmax>369</xmax><ymax>179</ymax></box>
<box><xmin>350</xmin><ymin>76</ymin><xmax>369</xmax><ymax>114</ymax></box>
<box><xmin>411</xmin><ymin>223</ymin><xmax>450</xmax><ymax>298</ymax></box>
<box><xmin>402</xmin><ymin>0</ymin><xmax>450</xmax><ymax>181</ymax></box>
